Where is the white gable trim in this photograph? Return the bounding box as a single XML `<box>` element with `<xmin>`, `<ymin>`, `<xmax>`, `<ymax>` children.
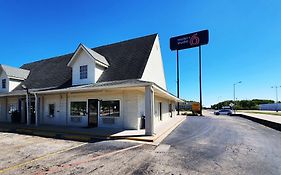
<box><xmin>67</xmin><ymin>44</ymin><xmax>109</xmax><ymax>68</ymax></box>
<box><xmin>141</xmin><ymin>35</ymin><xmax>167</xmax><ymax>90</ymax></box>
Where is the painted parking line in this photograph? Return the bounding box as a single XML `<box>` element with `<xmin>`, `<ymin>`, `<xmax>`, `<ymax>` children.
<box><xmin>33</xmin><ymin>143</ymin><xmax>144</xmax><ymax>175</ymax></box>
<box><xmin>0</xmin><ymin>143</ymin><xmax>88</xmax><ymax>174</ymax></box>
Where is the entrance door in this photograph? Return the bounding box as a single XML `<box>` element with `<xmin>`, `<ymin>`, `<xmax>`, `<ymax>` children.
<box><xmin>88</xmin><ymin>99</ymin><xmax>99</xmax><ymax>127</ymax></box>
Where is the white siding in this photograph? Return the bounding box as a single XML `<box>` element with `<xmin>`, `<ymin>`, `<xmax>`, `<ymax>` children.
<box><xmin>141</xmin><ymin>35</ymin><xmax>167</xmax><ymax>90</ymax></box>
<box><xmin>95</xmin><ymin>64</ymin><xmax>105</xmax><ymax>82</ymax></box>
<box><xmin>137</xmin><ymin>93</ymin><xmax>176</xmax><ymax>128</ymax></box>
<box><xmin>9</xmin><ymin>80</ymin><xmax>21</xmax><ymax>92</ymax></box>
<box><xmin>0</xmin><ymin>72</ymin><xmax>23</xmax><ymax>93</ymax></box>
<box><xmin>123</xmin><ymin>92</ymin><xmax>140</xmax><ymax>129</ymax></box>
<box><xmin>72</xmin><ymin>50</ymin><xmax>95</xmax><ymax>86</ymax></box>
<box><xmin>41</xmin><ymin>94</ymin><xmax>67</xmax><ymax>126</ymax></box>
<box><xmin>37</xmin><ymin>89</ymin><xmax>176</xmax><ymax>129</ymax></box>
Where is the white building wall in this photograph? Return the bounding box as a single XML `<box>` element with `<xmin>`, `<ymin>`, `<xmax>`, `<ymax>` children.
<box><xmin>137</xmin><ymin>92</ymin><xmax>176</xmax><ymax>128</ymax></box>
<box><xmin>141</xmin><ymin>35</ymin><xmax>167</xmax><ymax>90</ymax></box>
<box><xmin>72</xmin><ymin>50</ymin><xmax>95</xmax><ymax>86</ymax></box>
<box><xmin>9</xmin><ymin>80</ymin><xmax>21</xmax><ymax>92</ymax></box>
<box><xmin>67</xmin><ymin>91</ymin><xmax>124</xmax><ymax>128</ymax></box>
<box><xmin>123</xmin><ymin>91</ymin><xmax>140</xmax><ymax>129</ymax></box>
<box><xmin>41</xmin><ymin>94</ymin><xmax>67</xmax><ymax>126</ymax></box>
<box><xmin>95</xmin><ymin>64</ymin><xmax>105</xmax><ymax>82</ymax></box>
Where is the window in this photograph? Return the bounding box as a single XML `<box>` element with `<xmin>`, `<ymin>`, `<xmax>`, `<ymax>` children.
<box><xmin>100</xmin><ymin>100</ymin><xmax>120</xmax><ymax>117</ymax></box>
<box><xmin>80</xmin><ymin>65</ymin><xmax>88</xmax><ymax>79</ymax></box>
<box><xmin>8</xmin><ymin>104</ymin><xmax>17</xmax><ymax>114</ymax></box>
<box><xmin>70</xmin><ymin>102</ymin><xmax>87</xmax><ymax>116</ymax></box>
<box><xmin>49</xmin><ymin>104</ymin><xmax>55</xmax><ymax>117</ymax></box>
<box><xmin>2</xmin><ymin>79</ymin><xmax>6</xmax><ymax>89</ymax></box>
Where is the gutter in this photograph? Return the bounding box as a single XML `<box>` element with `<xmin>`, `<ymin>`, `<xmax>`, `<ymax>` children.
<box><xmin>0</xmin><ymin>80</ymin><xmax>182</xmax><ymax>102</ymax></box>
<box><xmin>34</xmin><ymin>81</ymin><xmax>153</xmax><ymax>95</ymax></box>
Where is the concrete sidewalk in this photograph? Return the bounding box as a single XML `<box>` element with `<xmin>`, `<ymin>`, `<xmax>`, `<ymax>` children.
<box><xmin>0</xmin><ymin>115</ymin><xmax>186</xmax><ymax>143</ymax></box>
<box><xmin>238</xmin><ymin>112</ymin><xmax>281</xmax><ymax>124</ymax></box>
<box><xmin>236</xmin><ymin>112</ymin><xmax>281</xmax><ymax>132</ymax></box>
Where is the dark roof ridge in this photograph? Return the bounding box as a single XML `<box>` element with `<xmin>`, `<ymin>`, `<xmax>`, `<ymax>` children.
<box><xmin>20</xmin><ymin>33</ymin><xmax>158</xmax><ymax>68</ymax></box>
<box><xmin>92</xmin><ymin>33</ymin><xmax>157</xmax><ymax>50</ymax></box>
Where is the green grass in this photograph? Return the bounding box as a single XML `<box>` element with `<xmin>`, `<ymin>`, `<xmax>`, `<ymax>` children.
<box><xmin>238</xmin><ymin>110</ymin><xmax>281</xmax><ymax>116</ymax></box>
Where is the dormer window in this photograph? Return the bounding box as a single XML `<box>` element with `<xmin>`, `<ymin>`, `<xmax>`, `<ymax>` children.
<box><xmin>2</xmin><ymin>79</ymin><xmax>6</xmax><ymax>89</ymax></box>
<box><xmin>80</xmin><ymin>65</ymin><xmax>88</xmax><ymax>79</ymax></box>
<box><xmin>67</xmin><ymin>44</ymin><xmax>109</xmax><ymax>86</ymax></box>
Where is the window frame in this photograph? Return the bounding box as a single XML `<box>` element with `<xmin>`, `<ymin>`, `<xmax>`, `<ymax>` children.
<box><xmin>2</xmin><ymin>79</ymin><xmax>6</xmax><ymax>89</ymax></box>
<box><xmin>100</xmin><ymin>100</ymin><xmax>120</xmax><ymax>118</ymax></box>
<box><xmin>48</xmin><ymin>104</ymin><xmax>55</xmax><ymax>117</ymax></box>
<box><xmin>70</xmin><ymin>101</ymin><xmax>87</xmax><ymax>117</ymax></box>
<box><xmin>79</xmin><ymin>65</ymin><xmax>88</xmax><ymax>79</ymax></box>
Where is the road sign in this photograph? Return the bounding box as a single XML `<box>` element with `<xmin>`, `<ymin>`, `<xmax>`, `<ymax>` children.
<box><xmin>170</xmin><ymin>30</ymin><xmax>209</xmax><ymax>51</ymax></box>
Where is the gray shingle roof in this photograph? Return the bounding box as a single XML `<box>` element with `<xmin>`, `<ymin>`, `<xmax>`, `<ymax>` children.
<box><xmin>0</xmin><ymin>64</ymin><xmax>30</xmax><ymax>80</ymax></box>
<box><xmin>14</xmin><ymin>34</ymin><xmax>157</xmax><ymax>91</ymax></box>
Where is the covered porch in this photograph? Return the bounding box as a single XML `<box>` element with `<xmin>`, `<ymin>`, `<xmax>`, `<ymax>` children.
<box><xmin>0</xmin><ymin>80</ymin><xmax>182</xmax><ymax>136</ymax></box>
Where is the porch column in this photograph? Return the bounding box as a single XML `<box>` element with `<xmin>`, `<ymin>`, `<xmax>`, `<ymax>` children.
<box><xmin>145</xmin><ymin>85</ymin><xmax>154</xmax><ymax>136</ymax></box>
<box><xmin>34</xmin><ymin>93</ymin><xmax>38</xmax><ymax>126</ymax></box>
<box><xmin>26</xmin><ymin>93</ymin><xmax>30</xmax><ymax>125</ymax></box>
<box><xmin>65</xmin><ymin>93</ymin><xmax>69</xmax><ymax>126</ymax></box>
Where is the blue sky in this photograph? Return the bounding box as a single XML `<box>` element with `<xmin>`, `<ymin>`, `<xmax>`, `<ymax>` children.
<box><xmin>0</xmin><ymin>0</ymin><xmax>280</xmax><ymax>106</ymax></box>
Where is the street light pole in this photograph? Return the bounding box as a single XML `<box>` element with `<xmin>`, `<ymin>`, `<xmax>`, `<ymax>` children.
<box><xmin>233</xmin><ymin>81</ymin><xmax>242</xmax><ymax>113</ymax></box>
<box><xmin>271</xmin><ymin>86</ymin><xmax>281</xmax><ymax>112</ymax></box>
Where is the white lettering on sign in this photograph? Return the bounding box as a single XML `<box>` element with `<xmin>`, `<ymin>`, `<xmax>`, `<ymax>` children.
<box><xmin>176</xmin><ymin>33</ymin><xmax>200</xmax><ymax>46</ymax></box>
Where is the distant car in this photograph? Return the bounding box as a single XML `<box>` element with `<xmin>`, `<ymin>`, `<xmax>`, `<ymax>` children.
<box><xmin>214</xmin><ymin>109</ymin><xmax>233</xmax><ymax>115</ymax></box>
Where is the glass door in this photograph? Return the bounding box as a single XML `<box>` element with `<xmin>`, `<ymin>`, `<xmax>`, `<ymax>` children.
<box><xmin>88</xmin><ymin>99</ymin><xmax>98</xmax><ymax>127</ymax></box>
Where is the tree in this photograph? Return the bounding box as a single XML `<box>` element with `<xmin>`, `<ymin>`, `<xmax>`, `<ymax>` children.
<box><xmin>211</xmin><ymin>99</ymin><xmax>274</xmax><ymax>110</ymax></box>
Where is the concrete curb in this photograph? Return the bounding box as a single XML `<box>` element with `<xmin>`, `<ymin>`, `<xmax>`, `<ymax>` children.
<box><xmin>0</xmin><ymin>117</ymin><xmax>186</xmax><ymax>143</ymax></box>
<box><xmin>233</xmin><ymin>114</ymin><xmax>281</xmax><ymax>132</ymax></box>
<box><xmin>0</xmin><ymin>128</ymin><xmax>109</xmax><ymax>142</ymax></box>
<box><xmin>115</xmin><ymin>116</ymin><xmax>186</xmax><ymax>142</ymax></box>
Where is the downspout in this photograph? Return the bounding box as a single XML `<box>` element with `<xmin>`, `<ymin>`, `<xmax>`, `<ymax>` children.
<box><xmin>34</xmin><ymin>93</ymin><xmax>38</xmax><ymax>126</ymax></box>
<box><xmin>26</xmin><ymin>90</ymin><xmax>30</xmax><ymax>125</ymax></box>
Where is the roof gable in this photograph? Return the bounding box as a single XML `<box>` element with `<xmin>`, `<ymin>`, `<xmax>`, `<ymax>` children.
<box><xmin>94</xmin><ymin>34</ymin><xmax>157</xmax><ymax>82</ymax></box>
<box><xmin>67</xmin><ymin>44</ymin><xmax>109</xmax><ymax>68</ymax></box>
<box><xmin>0</xmin><ymin>64</ymin><xmax>30</xmax><ymax>80</ymax></box>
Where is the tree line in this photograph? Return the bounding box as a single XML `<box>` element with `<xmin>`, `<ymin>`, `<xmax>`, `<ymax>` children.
<box><xmin>211</xmin><ymin>99</ymin><xmax>274</xmax><ymax>110</ymax></box>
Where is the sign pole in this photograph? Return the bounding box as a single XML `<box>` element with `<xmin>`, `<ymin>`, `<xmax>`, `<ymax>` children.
<box><xmin>177</xmin><ymin>49</ymin><xmax>180</xmax><ymax>115</ymax></box>
<box><xmin>199</xmin><ymin>45</ymin><xmax>203</xmax><ymax>116</ymax></box>
<box><xmin>170</xmin><ymin>30</ymin><xmax>209</xmax><ymax>116</ymax></box>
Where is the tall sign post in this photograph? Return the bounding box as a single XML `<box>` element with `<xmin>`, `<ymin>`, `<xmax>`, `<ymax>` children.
<box><xmin>170</xmin><ymin>30</ymin><xmax>209</xmax><ymax>116</ymax></box>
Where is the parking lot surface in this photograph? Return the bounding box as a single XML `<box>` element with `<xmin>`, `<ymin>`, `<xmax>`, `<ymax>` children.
<box><xmin>1</xmin><ymin>115</ymin><xmax>281</xmax><ymax>175</ymax></box>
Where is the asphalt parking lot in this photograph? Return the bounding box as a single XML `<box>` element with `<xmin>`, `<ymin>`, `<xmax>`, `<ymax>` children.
<box><xmin>1</xmin><ymin>115</ymin><xmax>281</xmax><ymax>175</ymax></box>
<box><xmin>0</xmin><ymin>133</ymin><xmax>142</xmax><ymax>175</ymax></box>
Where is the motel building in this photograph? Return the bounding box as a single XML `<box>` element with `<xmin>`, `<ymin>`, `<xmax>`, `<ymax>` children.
<box><xmin>0</xmin><ymin>34</ymin><xmax>181</xmax><ymax>135</ymax></box>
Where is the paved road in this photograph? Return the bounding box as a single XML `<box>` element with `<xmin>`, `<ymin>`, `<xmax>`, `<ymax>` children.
<box><xmin>5</xmin><ymin>115</ymin><xmax>281</xmax><ymax>175</ymax></box>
